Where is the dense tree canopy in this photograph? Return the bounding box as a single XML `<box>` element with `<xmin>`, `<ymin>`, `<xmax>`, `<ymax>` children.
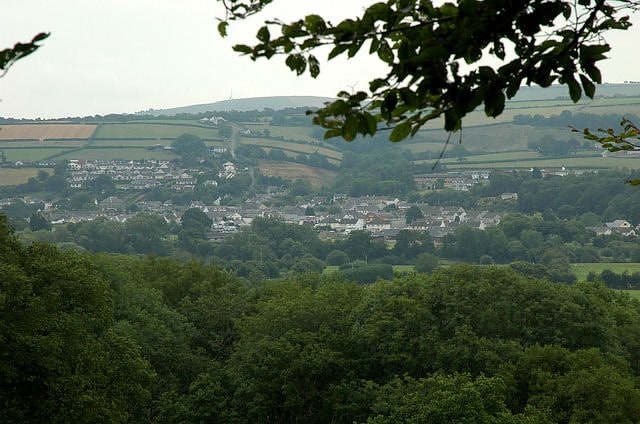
<box><xmin>218</xmin><ymin>0</ymin><xmax>635</xmax><ymax>141</ymax></box>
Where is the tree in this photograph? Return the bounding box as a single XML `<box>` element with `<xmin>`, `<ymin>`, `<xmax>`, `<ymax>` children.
<box><xmin>405</xmin><ymin>205</ymin><xmax>424</xmax><ymax>224</ymax></box>
<box><xmin>218</xmin><ymin>0</ymin><xmax>633</xmax><ymax>141</ymax></box>
<box><xmin>0</xmin><ymin>216</ymin><xmax>153</xmax><ymax>422</ymax></box>
<box><xmin>29</xmin><ymin>212</ymin><xmax>51</xmax><ymax>232</ymax></box>
<box><xmin>414</xmin><ymin>252</ymin><xmax>439</xmax><ymax>274</ymax></box>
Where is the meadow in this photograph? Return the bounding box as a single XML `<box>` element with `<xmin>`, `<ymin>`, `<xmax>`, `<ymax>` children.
<box><xmin>93</xmin><ymin>123</ymin><xmax>220</xmax><ymax>140</ymax></box>
<box><xmin>0</xmin><ymin>124</ymin><xmax>96</xmax><ymax>140</ymax></box>
<box><xmin>258</xmin><ymin>159</ymin><xmax>337</xmax><ymax>189</ymax></box>
<box><xmin>0</xmin><ymin>168</ymin><xmax>52</xmax><ymax>185</ymax></box>
<box><xmin>571</xmin><ymin>263</ymin><xmax>640</xmax><ymax>281</ymax></box>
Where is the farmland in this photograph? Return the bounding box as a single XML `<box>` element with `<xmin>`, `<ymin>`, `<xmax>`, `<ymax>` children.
<box><xmin>1</xmin><ymin>89</ymin><xmax>640</xmax><ymax>181</ymax></box>
<box><xmin>0</xmin><ymin>168</ymin><xmax>52</xmax><ymax>185</ymax></box>
<box><xmin>0</xmin><ymin>124</ymin><xmax>96</xmax><ymax>140</ymax></box>
<box><xmin>571</xmin><ymin>263</ymin><xmax>640</xmax><ymax>281</ymax></box>
<box><xmin>93</xmin><ymin>123</ymin><xmax>220</xmax><ymax>140</ymax></box>
<box><xmin>258</xmin><ymin>159</ymin><xmax>337</xmax><ymax>189</ymax></box>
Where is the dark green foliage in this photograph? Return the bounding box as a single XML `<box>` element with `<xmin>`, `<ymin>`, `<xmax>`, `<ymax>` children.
<box><xmin>28</xmin><ymin>212</ymin><xmax>51</xmax><ymax>232</ymax></box>
<box><xmin>339</xmin><ymin>263</ymin><xmax>393</xmax><ymax>284</ymax></box>
<box><xmin>405</xmin><ymin>205</ymin><xmax>424</xmax><ymax>224</ymax></box>
<box><xmin>0</xmin><ymin>216</ymin><xmax>152</xmax><ymax>423</ymax></box>
<box><xmin>414</xmin><ymin>252</ymin><xmax>439</xmax><ymax>274</ymax></box>
<box><xmin>5</xmin><ymin>207</ymin><xmax>640</xmax><ymax>422</ymax></box>
<box><xmin>220</xmin><ymin>0</ymin><xmax>632</xmax><ymax>140</ymax></box>
<box><xmin>325</xmin><ymin>249</ymin><xmax>350</xmax><ymax>266</ymax></box>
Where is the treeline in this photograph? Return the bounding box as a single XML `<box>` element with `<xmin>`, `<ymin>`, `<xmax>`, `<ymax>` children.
<box><xmin>513</xmin><ymin>110</ymin><xmax>640</xmax><ymax>129</ymax></box>
<box><xmin>588</xmin><ymin>269</ymin><xmax>640</xmax><ymax>290</ymax></box>
<box><xmin>4</xmin><ymin>214</ymin><xmax>640</xmax><ymax>423</ymax></box>
<box><xmin>15</xmin><ymin>212</ymin><xmax>640</xmax><ymax>285</ymax></box>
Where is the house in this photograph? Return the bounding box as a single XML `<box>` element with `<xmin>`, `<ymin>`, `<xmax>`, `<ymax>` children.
<box><xmin>606</xmin><ymin>220</ymin><xmax>636</xmax><ymax>236</ymax></box>
<box><xmin>99</xmin><ymin>196</ymin><xmax>125</xmax><ymax>214</ymax></box>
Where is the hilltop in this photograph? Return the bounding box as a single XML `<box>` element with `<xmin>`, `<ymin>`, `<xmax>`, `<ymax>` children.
<box><xmin>137</xmin><ymin>95</ymin><xmax>335</xmax><ymax>116</ymax></box>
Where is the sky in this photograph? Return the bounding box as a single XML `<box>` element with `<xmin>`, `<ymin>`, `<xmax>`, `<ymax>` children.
<box><xmin>1</xmin><ymin>1</ymin><xmax>639</xmax><ymax>119</ymax></box>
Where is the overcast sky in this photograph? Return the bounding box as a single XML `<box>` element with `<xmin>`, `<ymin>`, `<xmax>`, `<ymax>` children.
<box><xmin>1</xmin><ymin>1</ymin><xmax>639</xmax><ymax>119</ymax></box>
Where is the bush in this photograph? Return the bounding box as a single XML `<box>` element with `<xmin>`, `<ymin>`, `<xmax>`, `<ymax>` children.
<box><xmin>339</xmin><ymin>264</ymin><xmax>393</xmax><ymax>284</ymax></box>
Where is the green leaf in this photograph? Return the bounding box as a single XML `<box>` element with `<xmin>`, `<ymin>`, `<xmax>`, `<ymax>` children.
<box><xmin>308</xmin><ymin>55</ymin><xmax>320</xmax><ymax>78</ymax></box>
<box><xmin>381</xmin><ymin>92</ymin><xmax>398</xmax><ymax>119</ymax></box>
<box><xmin>285</xmin><ymin>54</ymin><xmax>306</xmax><ymax>75</ymax></box>
<box><xmin>566</xmin><ymin>75</ymin><xmax>582</xmax><ymax>103</ymax></box>
<box><xmin>579</xmin><ymin>74</ymin><xmax>596</xmax><ymax>98</ymax></box>
<box><xmin>581</xmin><ymin>44</ymin><xmax>610</xmax><ymax>62</ymax></box>
<box><xmin>444</xmin><ymin>109</ymin><xmax>461</xmax><ymax>132</ymax></box>
<box><xmin>232</xmin><ymin>44</ymin><xmax>254</xmax><ymax>55</ymax></box>
<box><xmin>342</xmin><ymin>115</ymin><xmax>359</xmax><ymax>141</ymax></box>
<box><xmin>361</xmin><ymin>112</ymin><xmax>378</xmax><ymax>136</ymax></box>
<box><xmin>257</xmin><ymin>26</ymin><xmax>270</xmax><ymax>43</ymax></box>
<box><xmin>389</xmin><ymin>122</ymin><xmax>412</xmax><ymax>142</ymax></box>
<box><xmin>377</xmin><ymin>40</ymin><xmax>394</xmax><ymax>63</ymax></box>
<box><xmin>218</xmin><ymin>21</ymin><xmax>229</xmax><ymax>37</ymax></box>
<box><xmin>304</xmin><ymin>14</ymin><xmax>326</xmax><ymax>32</ymax></box>
<box><xmin>484</xmin><ymin>89</ymin><xmax>505</xmax><ymax>117</ymax></box>
<box><xmin>328</xmin><ymin>44</ymin><xmax>349</xmax><ymax>60</ymax></box>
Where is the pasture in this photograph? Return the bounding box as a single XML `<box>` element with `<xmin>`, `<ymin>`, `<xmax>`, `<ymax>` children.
<box><xmin>245</xmin><ymin>137</ymin><xmax>342</xmax><ymax>160</ymax></box>
<box><xmin>1</xmin><ymin>148</ymin><xmax>72</xmax><ymax>161</ymax></box>
<box><xmin>0</xmin><ymin>168</ymin><xmax>52</xmax><ymax>185</ymax></box>
<box><xmin>56</xmin><ymin>147</ymin><xmax>177</xmax><ymax>161</ymax></box>
<box><xmin>93</xmin><ymin>123</ymin><xmax>220</xmax><ymax>140</ymax></box>
<box><xmin>571</xmin><ymin>263</ymin><xmax>640</xmax><ymax>281</ymax></box>
<box><xmin>258</xmin><ymin>160</ymin><xmax>337</xmax><ymax>189</ymax></box>
<box><xmin>0</xmin><ymin>124</ymin><xmax>96</xmax><ymax>140</ymax></box>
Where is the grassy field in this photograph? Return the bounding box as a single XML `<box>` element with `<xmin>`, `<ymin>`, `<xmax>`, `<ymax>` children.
<box><xmin>0</xmin><ymin>124</ymin><xmax>96</xmax><ymax>140</ymax></box>
<box><xmin>571</xmin><ymin>263</ymin><xmax>640</xmax><ymax>281</ymax></box>
<box><xmin>323</xmin><ymin>264</ymin><xmax>417</xmax><ymax>275</ymax></box>
<box><xmin>2</xmin><ymin>148</ymin><xmax>73</xmax><ymax>161</ymax></box>
<box><xmin>245</xmin><ymin>137</ymin><xmax>342</xmax><ymax>160</ymax></box>
<box><xmin>56</xmin><ymin>148</ymin><xmax>178</xmax><ymax>161</ymax></box>
<box><xmin>94</xmin><ymin>123</ymin><xmax>221</xmax><ymax>140</ymax></box>
<box><xmin>437</xmin><ymin>152</ymin><xmax>640</xmax><ymax>171</ymax></box>
<box><xmin>258</xmin><ymin>160</ymin><xmax>337</xmax><ymax>189</ymax></box>
<box><xmin>0</xmin><ymin>168</ymin><xmax>53</xmax><ymax>185</ymax></box>
<box><xmin>622</xmin><ymin>290</ymin><xmax>640</xmax><ymax>300</ymax></box>
<box><xmin>90</xmin><ymin>139</ymin><xmax>173</xmax><ymax>148</ymax></box>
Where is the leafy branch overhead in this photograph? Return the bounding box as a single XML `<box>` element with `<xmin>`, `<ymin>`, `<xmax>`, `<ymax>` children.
<box><xmin>217</xmin><ymin>0</ymin><xmax>636</xmax><ymax>141</ymax></box>
<box><xmin>0</xmin><ymin>33</ymin><xmax>49</xmax><ymax>78</ymax></box>
<box><xmin>572</xmin><ymin>118</ymin><xmax>640</xmax><ymax>185</ymax></box>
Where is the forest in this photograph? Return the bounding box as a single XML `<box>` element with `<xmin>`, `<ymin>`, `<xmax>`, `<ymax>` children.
<box><xmin>3</xmin><ymin>212</ymin><xmax>640</xmax><ymax>423</ymax></box>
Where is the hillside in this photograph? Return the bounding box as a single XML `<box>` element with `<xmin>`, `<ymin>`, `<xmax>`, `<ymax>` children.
<box><xmin>138</xmin><ymin>95</ymin><xmax>335</xmax><ymax>116</ymax></box>
<box><xmin>3</xmin><ymin>84</ymin><xmax>640</xmax><ymax>185</ymax></box>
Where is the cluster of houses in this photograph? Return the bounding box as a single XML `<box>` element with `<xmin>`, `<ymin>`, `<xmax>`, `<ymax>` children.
<box><xmin>65</xmin><ymin>159</ymin><xmax>238</xmax><ymax>191</ymax></box>
<box><xmin>4</xmin><ymin>190</ymin><xmax>640</xmax><ymax>247</ymax></box>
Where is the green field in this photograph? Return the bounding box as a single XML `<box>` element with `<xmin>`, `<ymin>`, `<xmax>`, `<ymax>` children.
<box><xmin>90</xmin><ymin>139</ymin><xmax>173</xmax><ymax>148</ymax></box>
<box><xmin>94</xmin><ymin>123</ymin><xmax>221</xmax><ymax>140</ymax></box>
<box><xmin>0</xmin><ymin>168</ymin><xmax>52</xmax><ymax>185</ymax></box>
<box><xmin>3</xmin><ymin>148</ymin><xmax>73</xmax><ymax>161</ymax></box>
<box><xmin>246</xmin><ymin>137</ymin><xmax>343</xmax><ymax>160</ymax></box>
<box><xmin>323</xmin><ymin>264</ymin><xmax>417</xmax><ymax>275</ymax></box>
<box><xmin>571</xmin><ymin>263</ymin><xmax>640</xmax><ymax>281</ymax></box>
<box><xmin>56</xmin><ymin>147</ymin><xmax>177</xmax><ymax>161</ymax></box>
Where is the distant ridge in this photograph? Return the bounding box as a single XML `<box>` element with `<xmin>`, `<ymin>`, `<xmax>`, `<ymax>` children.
<box><xmin>138</xmin><ymin>96</ymin><xmax>335</xmax><ymax>116</ymax></box>
<box><xmin>511</xmin><ymin>82</ymin><xmax>640</xmax><ymax>101</ymax></box>
<box><xmin>138</xmin><ymin>83</ymin><xmax>640</xmax><ymax>117</ymax></box>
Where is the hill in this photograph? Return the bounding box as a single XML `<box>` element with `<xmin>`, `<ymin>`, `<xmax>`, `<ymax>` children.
<box><xmin>3</xmin><ymin>84</ymin><xmax>640</xmax><ymax>186</ymax></box>
<box><xmin>138</xmin><ymin>96</ymin><xmax>335</xmax><ymax>116</ymax></box>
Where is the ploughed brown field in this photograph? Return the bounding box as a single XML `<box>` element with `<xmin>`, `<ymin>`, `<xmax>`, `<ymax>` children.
<box><xmin>0</xmin><ymin>124</ymin><xmax>97</xmax><ymax>140</ymax></box>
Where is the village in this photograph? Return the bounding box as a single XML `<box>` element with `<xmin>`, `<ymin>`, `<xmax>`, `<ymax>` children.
<box><xmin>1</xmin><ymin>156</ymin><xmax>636</xmax><ymax>247</ymax></box>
